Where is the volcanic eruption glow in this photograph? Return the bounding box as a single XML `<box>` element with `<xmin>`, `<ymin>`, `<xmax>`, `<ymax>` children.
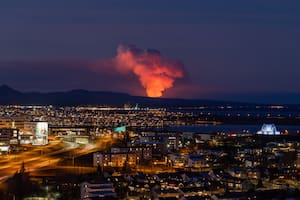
<box><xmin>115</xmin><ymin>45</ymin><xmax>184</xmax><ymax>97</ymax></box>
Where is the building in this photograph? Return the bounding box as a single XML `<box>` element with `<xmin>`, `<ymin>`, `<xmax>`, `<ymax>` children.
<box><xmin>50</xmin><ymin>126</ymin><xmax>89</xmax><ymax>136</ymax></box>
<box><xmin>112</xmin><ymin>143</ymin><xmax>152</xmax><ymax>160</ymax></box>
<box><xmin>257</xmin><ymin>124</ymin><xmax>281</xmax><ymax>135</ymax></box>
<box><xmin>187</xmin><ymin>154</ymin><xmax>210</xmax><ymax>169</ymax></box>
<box><xmin>0</xmin><ymin>118</ymin><xmax>13</xmax><ymax>128</ymax></box>
<box><xmin>93</xmin><ymin>150</ymin><xmax>138</xmax><ymax>168</ymax></box>
<box><xmin>0</xmin><ymin>128</ymin><xmax>19</xmax><ymax>152</ymax></box>
<box><xmin>32</xmin><ymin>122</ymin><xmax>48</xmax><ymax>145</ymax></box>
<box><xmin>132</xmin><ymin>141</ymin><xmax>166</xmax><ymax>158</ymax></box>
<box><xmin>168</xmin><ymin>153</ymin><xmax>186</xmax><ymax>168</ymax></box>
<box><xmin>138</xmin><ymin>132</ymin><xmax>181</xmax><ymax>153</ymax></box>
<box><xmin>0</xmin><ymin>118</ymin><xmax>33</xmax><ymax>131</ymax></box>
<box><xmin>110</xmin><ymin>146</ymin><xmax>152</xmax><ymax>161</ymax></box>
<box><xmin>50</xmin><ymin>126</ymin><xmax>90</xmax><ymax>144</ymax></box>
<box><xmin>0</xmin><ymin>119</ymin><xmax>48</xmax><ymax>145</ymax></box>
<box><xmin>81</xmin><ymin>181</ymin><xmax>116</xmax><ymax>199</ymax></box>
<box><xmin>194</xmin><ymin>133</ymin><xmax>214</xmax><ymax>142</ymax></box>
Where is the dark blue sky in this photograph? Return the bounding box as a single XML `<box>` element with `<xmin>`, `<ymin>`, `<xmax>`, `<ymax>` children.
<box><xmin>1</xmin><ymin>0</ymin><xmax>300</xmax><ymax>101</ymax></box>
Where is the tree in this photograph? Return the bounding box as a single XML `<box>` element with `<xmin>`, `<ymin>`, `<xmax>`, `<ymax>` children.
<box><xmin>6</xmin><ymin>162</ymin><xmax>38</xmax><ymax>200</ymax></box>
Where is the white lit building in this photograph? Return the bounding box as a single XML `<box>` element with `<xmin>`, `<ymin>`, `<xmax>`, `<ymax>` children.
<box><xmin>32</xmin><ymin>122</ymin><xmax>48</xmax><ymax>145</ymax></box>
<box><xmin>257</xmin><ymin>124</ymin><xmax>281</xmax><ymax>135</ymax></box>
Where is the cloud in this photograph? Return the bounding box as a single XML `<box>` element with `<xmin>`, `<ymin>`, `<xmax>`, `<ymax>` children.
<box><xmin>113</xmin><ymin>44</ymin><xmax>185</xmax><ymax>97</ymax></box>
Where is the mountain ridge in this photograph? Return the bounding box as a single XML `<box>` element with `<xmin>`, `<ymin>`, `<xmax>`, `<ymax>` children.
<box><xmin>0</xmin><ymin>85</ymin><xmax>298</xmax><ymax>106</ymax></box>
<box><xmin>0</xmin><ymin>85</ymin><xmax>237</xmax><ymax>107</ymax></box>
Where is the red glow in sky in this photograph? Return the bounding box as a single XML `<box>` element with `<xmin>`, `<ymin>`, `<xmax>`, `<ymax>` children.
<box><xmin>115</xmin><ymin>45</ymin><xmax>184</xmax><ymax>97</ymax></box>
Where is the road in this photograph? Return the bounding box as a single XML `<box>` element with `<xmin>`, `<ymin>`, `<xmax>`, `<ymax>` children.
<box><xmin>0</xmin><ymin>135</ymin><xmax>115</xmax><ymax>184</ymax></box>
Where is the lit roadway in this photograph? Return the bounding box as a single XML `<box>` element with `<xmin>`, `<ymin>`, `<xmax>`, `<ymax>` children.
<box><xmin>0</xmin><ymin>135</ymin><xmax>116</xmax><ymax>184</ymax></box>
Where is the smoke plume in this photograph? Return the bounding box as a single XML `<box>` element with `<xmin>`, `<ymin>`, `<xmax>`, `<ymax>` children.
<box><xmin>115</xmin><ymin>45</ymin><xmax>184</xmax><ymax>97</ymax></box>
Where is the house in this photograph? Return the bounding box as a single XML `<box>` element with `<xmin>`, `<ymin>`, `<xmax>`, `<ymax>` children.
<box><xmin>187</xmin><ymin>154</ymin><xmax>210</xmax><ymax>169</ymax></box>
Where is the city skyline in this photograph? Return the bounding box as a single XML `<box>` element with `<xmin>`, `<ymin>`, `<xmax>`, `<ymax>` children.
<box><xmin>0</xmin><ymin>2</ymin><xmax>299</xmax><ymax>199</ymax></box>
<box><xmin>1</xmin><ymin>1</ymin><xmax>300</xmax><ymax>101</ymax></box>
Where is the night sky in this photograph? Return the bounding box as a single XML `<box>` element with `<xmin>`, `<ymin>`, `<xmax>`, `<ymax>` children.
<box><xmin>1</xmin><ymin>1</ymin><xmax>300</xmax><ymax>102</ymax></box>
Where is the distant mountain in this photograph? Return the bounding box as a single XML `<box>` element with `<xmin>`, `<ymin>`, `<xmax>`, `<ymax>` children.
<box><xmin>0</xmin><ymin>85</ymin><xmax>237</xmax><ymax>107</ymax></box>
<box><xmin>0</xmin><ymin>84</ymin><xmax>21</xmax><ymax>95</ymax></box>
<box><xmin>0</xmin><ymin>85</ymin><xmax>298</xmax><ymax>106</ymax></box>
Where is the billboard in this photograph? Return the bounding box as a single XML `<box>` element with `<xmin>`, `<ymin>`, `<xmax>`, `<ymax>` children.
<box><xmin>32</xmin><ymin>122</ymin><xmax>48</xmax><ymax>145</ymax></box>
